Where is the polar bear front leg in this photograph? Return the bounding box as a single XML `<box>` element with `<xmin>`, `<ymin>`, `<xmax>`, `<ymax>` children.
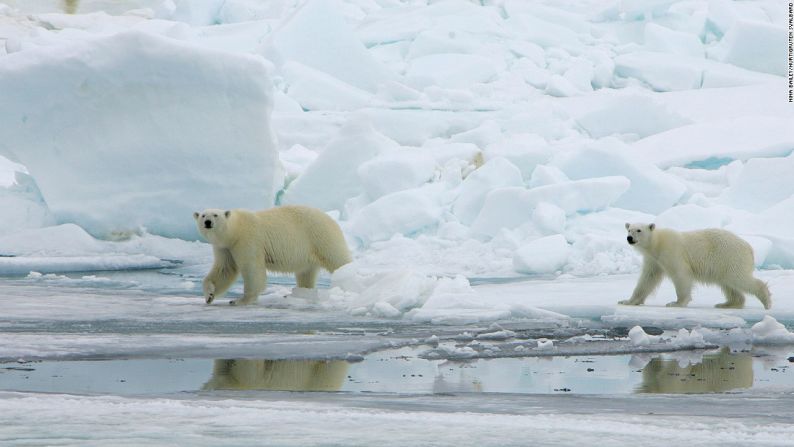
<box><xmin>203</xmin><ymin>279</ymin><xmax>216</xmax><ymax>304</ymax></box>
<box><xmin>231</xmin><ymin>266</ymin><xmax>266</xmax><ymax>306</ymax></box>
<box><xmin>667</xmin><ymin>272</ymin><xmax>693</xmax><ymax>307</ymax></box>
<box><xmin>620</xmin><ymin>261</ymin><xmax>663</xmax><ymax>305</ymax></box>
<box><xmin>204</xmin><ymin>248</ymin><xmax>238</xmax><ymax>305</ymax></box>
<box><xmin>229</xmin><ymin>246</ymin><xmax>267</xmax><ymax>306</ymax></box>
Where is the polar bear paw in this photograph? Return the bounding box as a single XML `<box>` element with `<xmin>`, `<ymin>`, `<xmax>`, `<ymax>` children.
<box><xmin>203</xmin><ymin>281</ymin><xmax>216</xmax><ymax>305</ymax></box>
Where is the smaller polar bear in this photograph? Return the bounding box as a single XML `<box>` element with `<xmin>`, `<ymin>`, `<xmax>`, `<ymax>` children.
<box><xmin>194</xmin><ymin>206</ymin><xmax>351</xmax><ymax>305</ymax></box>
<box><xmin>620</xmin><ymin>223</ymin><xmax>770</xmax><ymax>309</ymax></box>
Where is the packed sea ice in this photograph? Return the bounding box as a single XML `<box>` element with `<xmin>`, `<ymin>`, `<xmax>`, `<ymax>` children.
<box><xmin>0</xmin><ymin>0</ymin><xmax>791</xmax><ymax>325</ymax></box>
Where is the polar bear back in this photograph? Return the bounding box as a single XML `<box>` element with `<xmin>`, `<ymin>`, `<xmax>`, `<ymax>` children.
<box><xmin>228</xmin><ymin>206</ymin><xmax>350</xmax><ymax>273</ymax></box>
<box><xmin>652</xmin><ymin>228</ymin><xmax>754</xmax><ymax>281</ymax></box>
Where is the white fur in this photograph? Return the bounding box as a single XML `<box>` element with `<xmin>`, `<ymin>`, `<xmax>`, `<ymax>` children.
<box><xmin>620</xmin><ymin>223</ymin><xmax>771</xmax><ymax>309</ymax></box>
<box><xmin>194</xmin><ymin>206</ymin><xmax>351</xmax><ymax>305</ymax></box>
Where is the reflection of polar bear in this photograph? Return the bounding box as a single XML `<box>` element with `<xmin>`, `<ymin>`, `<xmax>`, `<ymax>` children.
<box><xmin>63</xmin><ymin>0</ymin><xmax>79</xmax><ymax>13</ymax></box>
<box><xmin>203</xmin><ymin>359</ymin><xmax>349</xmax><ymax>392</ymax></box>
<box><xmin>194</xmin><ymin>206</ymin><xmax>351</xmax><ymax>305</ymax></box>
<box><xmin>638</xmin><ymin>348</ymin><xmax>752</xmax><ymax>393</ymax></box>
<box><xmin>620</xmin><ymin>223</ymin><xmax>771</xmax><ymax>309</ymax></box>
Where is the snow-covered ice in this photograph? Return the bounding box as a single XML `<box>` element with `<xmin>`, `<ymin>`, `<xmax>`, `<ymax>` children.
<box><xmin>1</xmin><ymin>0</ymin><xmax>794</xmax><ymax>444</ymax></box>
<box><xmin>2</xmin><ymin>390</ymin><xmax>794</xmax><ymax>447</ymax></box>
<box><xmin>1</xmin><ymin>0</ymin><xmax>791</xmax><ymax>348</ymax></box>
<box><xmin>0</xmin><ymin>30</ymin><xmax>280</xmax><ymax>239</ymax></box>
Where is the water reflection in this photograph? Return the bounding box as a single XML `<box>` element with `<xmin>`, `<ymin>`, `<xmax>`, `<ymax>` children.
<box><xmin>63</xmin><ymin>0</ymin><xmax>79</xmax><ymax>13</ymax></box>
<box><xmin>637</xmin><ymin>348</ymin><xmax>753</xmax><ymax>394</ymax></box>
<box><xmin>203</xmin><ymin>359</ymin><xmax>349</xmax><ymax>392</ymax></box>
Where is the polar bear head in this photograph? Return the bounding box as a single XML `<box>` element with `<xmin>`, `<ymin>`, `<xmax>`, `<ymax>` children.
<box><xmin>625</xmin><ymin>222</ymin><xmax>655</xmax><ymax>248</ymax></box>
<box><xmin>194</xmin><ymin>209</ymin><xmax>232</xmax><ymax>244</ymax></box>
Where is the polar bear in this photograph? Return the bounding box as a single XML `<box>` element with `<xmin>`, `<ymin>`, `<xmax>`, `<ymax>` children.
<box><xmin>203</xmin><ymin>359</ymin><xmax>348</xmax><ymax>392</ymax></box>
<box><xmin>194</xmin><ymin>205</ymin><xmax>351</xmax><ymax>305</ymax></box>
<box><xmin>620</xmin><ymin>223</ymin><xmax>771</xmax><ymax>309</ymax></box>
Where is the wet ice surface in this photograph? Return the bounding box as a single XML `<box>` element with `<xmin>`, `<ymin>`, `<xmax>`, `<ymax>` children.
<box><xmin>2</xmin><ymin>270</ymin><xmax>794</xmax><ymax>446</ymax></box>
<box><xmin>3</xmin><ymin>348</ymin><xmax>794</xmax><ymax>396</ymax></box>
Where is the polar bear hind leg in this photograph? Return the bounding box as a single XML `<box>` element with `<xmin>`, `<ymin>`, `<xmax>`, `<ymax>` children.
<box><xmin>720</xmin><ymin>275</ymin><xmax>770</xmax><ymax>310</ymax></box>
<box><xmin>296</xmin><ymin>267</ymin><xmax>319</xmax><ymax>288</ymax></box>
<box><xmin>716</xmin><ymin>286</ymin><xmax>745</xmax><ymax>309</ymax></box>
<box><xmin>747</xmin><ymin>278</ymin><xmax>771</xmax><ymax>310</ymax></box>
<box><xmin>314</xmin><ymin>241</ymin><xmax>352</xmax><ymax>273</ymax></box>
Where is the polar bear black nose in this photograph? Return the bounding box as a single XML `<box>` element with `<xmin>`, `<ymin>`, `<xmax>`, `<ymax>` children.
<box><xmin>204</xmin><ymin>220</ymin><xmax>212</xmax><ymax>229</ymax></box>
<box><xmin>627</xmin><ymin>236</ymin><xmax>635</xmax><ymax>244</ymax></box>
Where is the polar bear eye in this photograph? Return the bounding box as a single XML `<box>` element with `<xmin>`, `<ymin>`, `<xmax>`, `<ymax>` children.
<box><xmin>213</xmin><ymin>214</ymin><xmax>218</xmax><ymax>218</ymax></box>
<box><xmin>637</xmin><ymin>229</ymin><xmax>641</xmax><ymax>232</ymax></box>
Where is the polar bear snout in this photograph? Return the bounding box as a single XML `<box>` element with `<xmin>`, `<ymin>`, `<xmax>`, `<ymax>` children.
<box><xmin>627</xmin><ymin>235</ymin><xmax>635</xmax><ymax>245</ymax></box>
<box><xmin>195</xmin><ymin>209</ymin><xmax>229</xmax><ymax>237</ymax></box>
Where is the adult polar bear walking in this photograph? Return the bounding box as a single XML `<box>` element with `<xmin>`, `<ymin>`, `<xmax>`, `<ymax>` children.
<box><xmin>194</xmin><ymin>206</ymin><xmax>351</xmax><ymax>305</ymax></box>
<box><xmin>620</xmin><ymin>223</ymin><xmax>771</xmax><ymax>309</ymax></box>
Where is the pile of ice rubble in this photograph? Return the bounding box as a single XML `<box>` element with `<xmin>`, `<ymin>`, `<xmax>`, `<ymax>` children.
<box><xmin>418</xmin><ymin>316</ymin><xmax>794</xmax><ymax>360</ymax></box>
<box><xmin>630</xmin><ymin>316</ymin><xmax>794</xmax><ymax>348</ymax></box>
<box><xmin>0</xmin><ymin>0</ymin><xmax>792</xmax><ymax>325</ymax></box>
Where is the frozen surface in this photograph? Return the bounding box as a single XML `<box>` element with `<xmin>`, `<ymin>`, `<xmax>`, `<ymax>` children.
<box><xmin>2</xmin><ymin>390</ymin><xmax>793</xmax><ymax>447</ymax></box>
<box><xmin>1</xmin><ymin>1</ymin><xmax>793</xmax><ymax>443</ymax></box>
<box><xmin>2</xmin><ymin>269</ymin><xmax>793</xmax><ymax>362</ymax></box>
<box><xmin>0</xmin><ymin>30</ymin><xmax>279</xmax><ymax>239</ymax></box>
<box><xmin>2</xmin><ymin>268</ymin><xmax>794</xmax><ymax>446</ymax></box>
<box><xmin>2</xmin><ymin>0</ymin><xmax>791</xmax><ymax>277</ymax></box>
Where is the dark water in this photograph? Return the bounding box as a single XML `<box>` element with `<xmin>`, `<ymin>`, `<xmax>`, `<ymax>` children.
<box><xmin>2</xmin><ymin>348</ymin><xmax>792</xmax><ymax>397</ymax></box>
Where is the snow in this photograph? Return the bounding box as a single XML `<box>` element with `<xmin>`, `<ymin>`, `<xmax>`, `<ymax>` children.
<box><xmin>5</xmin><ymin>391</ymin><xmax>794</xmax><ymax>447</ymax></box>
<box><xmin>720</xmin><ymin>153</ymin><xmax>794</xmax><ymax>212</ymax></box>
<box><xmin>471</xmin><ymin>176</ymin><xmax>630</xmax><ymax>237</ymax></box>
<box><xmin>574</xmin><ymin>93</ymin><xmax>691</xmax><ymax>139</ymax></box>
<box><xmin>1</xmin><ymin>2</ymin><xmax>794</xmax><ymax>441</ymax></box>
<box><xmin>280</xmin><ymin>121</ymin><xmax>395</xmax><ymax>211</ymax></box>
<box><xmin>626</xmin><ymin>326</ymin><xmax>708</xmax><ymax>349</ymax></box>
<box><xmin>452</xmin><ymin>157</ymin><xmax>523</xmax><ymax>225</ymax></box>
<box><xmin>0</xmin><ymin>30</ymin><xmax>279</xmax><ymax>240</ymax></box>
<box><xmin>614</xmin><ymin>52</ymin><xmax>704</xmax><ymax>92</ymax></box>
<box><xmin>644</xmin><ymin>23</ymin><xmax>704</xmax><ymax>58</ymax></box>
<box><xmin>751</xmin><ymin>315</ymin><xmax>794</xmax><ymax>344</ymax></box>
<box><xmin>261</xmin><ymin>0</ymin><xmax>392</xmax><ymax>93</ymax></box>
<box><xmin>513</xmin><ymin>235</ymin><xmax>570</xmax><ymax>275</ymax></box>
<box><xmin>406</xmin><ymin>53</ymin><xmax>504</xmax><ymax>89</ymax></box>
<box><xmin>669</xmin><ymin>328</ymin><xmax>707</xmax><ymax>349</ymax></box>
<box><xmin>358</xmin><ymin>150</ymin><xmax>436</xmax><ymax>201</ymax></box>
<box><xmin>536</xmin><ymin>338</ymin><xmax>554</xmax><ymax>350</ymax></box>
<box><xmin>629</xmin><ymin>326</ymin><xmax>660</xmax><ymax>346</ymax></box>
<box><xmin>632</xmin><ymin>116</ymin><xmax>794</xmax><ymax>168</ymax></box>
<box><xmin>709</xmin><ymin>20</ymin><xmax>788</xmax><ymax>76</ymax></box>
<box><xmin>279</xmin><ymin>61</ymin><xmax>374</xmax><ymax>111</ymax></box>
<box><xmin>484</xmin><ymin>134</ymin><xmax>550</xmax><ymax>181</ymax></box>
<box><xmin>554</xmin><ymin>139</ymin><xmax>686</xmax><ymax>214</ymax></box>
<box><xmin>347</xmin><ymin>187</ymin><xmax>442</xmax><ymax>244</ymax></box>
<box><xmin>531</xmin><ymin>202</ymin><xmax>566</xmax><ymax>235</ymax></box>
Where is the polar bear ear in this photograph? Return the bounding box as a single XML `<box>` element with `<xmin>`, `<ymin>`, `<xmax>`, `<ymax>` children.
<box><xmin>649</xmin><ymin>223</ymin><xmax>656</xmax><ymax>231</ymax></box>
<box><xmin>225</xmin><ymin>210</ymin><xmax>231</xmax><ymax>218</ymax></box>
<box><xmin>625</xmin><ymin>222</ymin><xmax>630</xmax><ymax>230</ymax></box>
<box><xmin>193</xmin><ymin>212</ymin><xmax>200</xmax><ymax>221</ymax></box>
